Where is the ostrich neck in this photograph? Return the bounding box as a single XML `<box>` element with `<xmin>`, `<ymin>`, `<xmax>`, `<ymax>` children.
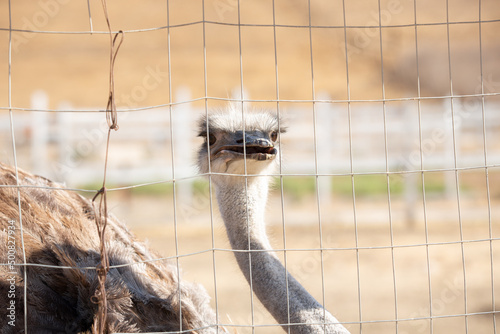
<box><xmin>215</xmin><ymin>176</ymin><xmax>349</xmax><ymax>334</ymax></box>
<box><xmin>216</xmin><ymin>177</ymin><xmax>272</xmax><ymax>251</ymax></box>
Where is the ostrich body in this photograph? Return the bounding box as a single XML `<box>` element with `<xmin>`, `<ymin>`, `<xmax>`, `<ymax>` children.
<box><xmin>0</xmin><ymin>163</ymin><xmax>218</xmax><ymax>333</ymax></box>
<box><xmin>198</xmin><ymin>110</ymin><xmax>349</xmax><ymax>334</ymax></box>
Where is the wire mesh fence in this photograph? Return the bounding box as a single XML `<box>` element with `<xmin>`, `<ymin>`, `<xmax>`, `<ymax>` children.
<box><xmin>1</xmin><ymin>0</ymin><xmax>499</xmax><ymax>333</ymax></box>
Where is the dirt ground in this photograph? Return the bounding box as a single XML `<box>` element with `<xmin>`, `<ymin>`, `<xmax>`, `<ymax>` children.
<box><xmin>103</xmin><ymin>192</ymin><xmax>500</xmax><ymax>334</ymax></box>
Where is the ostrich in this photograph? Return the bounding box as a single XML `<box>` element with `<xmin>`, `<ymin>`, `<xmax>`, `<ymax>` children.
<box><xmin>0</xmin><ymin>109</ymin><xmax>349</xmax><ymax>333</ymax></box>
<box><xmin>197</xmin><ymin>109</ymin><xmax>349</xmax><ymax>334</ymax></box>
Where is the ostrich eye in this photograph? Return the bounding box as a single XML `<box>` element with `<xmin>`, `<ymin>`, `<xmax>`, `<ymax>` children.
<box><xmin>270</xmin><ymin>131</ymin><xmax>278</xmax><ymax>142</ymax></box>
<box><xmin>208</xmin><ymin>133</ymin><xmax>217</xmax><ymax>146</ymax></box>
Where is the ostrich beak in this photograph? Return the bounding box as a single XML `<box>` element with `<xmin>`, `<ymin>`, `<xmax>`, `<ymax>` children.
<box><xmin>213</xmin><ymin>132</ymin><xmax>277</xmax><ymax>161</ymax></box>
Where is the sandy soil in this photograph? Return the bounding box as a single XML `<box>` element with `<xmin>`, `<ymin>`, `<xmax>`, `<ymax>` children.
<box><xmin>101</xmin><ymin>192</ymin><xmax>500</xmax><ymax>334</ymax></box>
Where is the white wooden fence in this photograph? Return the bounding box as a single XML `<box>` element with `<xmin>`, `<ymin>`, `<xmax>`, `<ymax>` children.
<box><xmin>2</xmin><ymin>90</ymin><xmax>499</xmax><ymax>202</ymax></box>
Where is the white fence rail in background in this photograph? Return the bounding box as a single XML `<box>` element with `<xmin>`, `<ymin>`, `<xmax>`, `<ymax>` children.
<box><xmin>1</xmin><ymin>90</ymin><xmax>499</xmax><ymax>202</ymax></box>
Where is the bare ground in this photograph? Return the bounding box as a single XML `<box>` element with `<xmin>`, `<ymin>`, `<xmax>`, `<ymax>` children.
<box><xmin>104</xmin><ymin>192</ymin><xmax>500</xmax><ymax>334</ymax></box>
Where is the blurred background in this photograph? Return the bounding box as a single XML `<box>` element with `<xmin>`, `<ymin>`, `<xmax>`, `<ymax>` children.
<box><xmin>1</xmin><ymin>0</ymin><xmax>500</xmax><ymax>333</ymax></box>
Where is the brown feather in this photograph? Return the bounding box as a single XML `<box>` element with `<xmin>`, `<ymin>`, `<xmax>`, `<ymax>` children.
<box><xmin>0</xmin><ymin>163</ymin><xmax>218</xmax><ymax>333</ymax></box>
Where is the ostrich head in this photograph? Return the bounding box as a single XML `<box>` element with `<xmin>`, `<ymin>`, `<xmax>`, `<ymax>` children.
<box><xmin>197</xmin><ymin>109</ymin><xmax>285</xmax><ymax>178</ymax></box>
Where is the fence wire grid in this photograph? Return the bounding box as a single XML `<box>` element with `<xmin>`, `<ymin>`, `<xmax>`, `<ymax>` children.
<box><xmin>1</xmin><ymin>0</ymin><xmax>500</xmax><ymax>333</ymax></box>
